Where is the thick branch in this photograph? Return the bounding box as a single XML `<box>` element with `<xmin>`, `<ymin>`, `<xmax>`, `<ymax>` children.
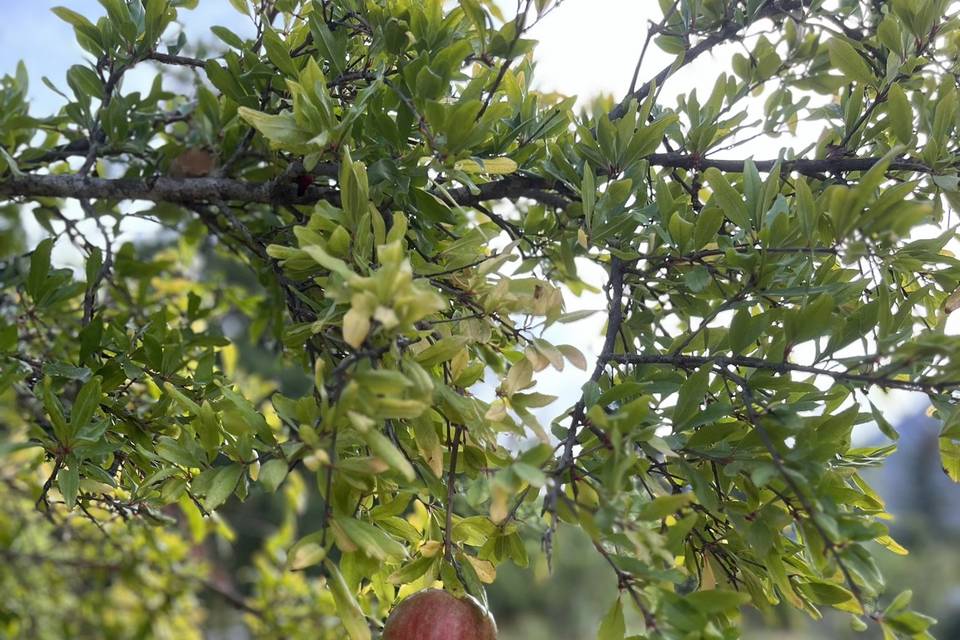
<box><xmin>0</xmin><ymin>172</ymin><xmax>571</xmax><ymax>209</ymax></box>
<box><xmin>444</xmin><ymin>174</ymin><xmax>574</xmax><ymax>209</ymax></box>
<box><xmin>1</xmin><ymin>152</ymin><xmax>936</xmax><ymax>210</ymax></box>
<box><xmin>0</xmin><ymin>173</ymin><xmax>331</xmax><ymax>206</ymax></box>
<box><xmin>147</xmin><ymin>52</ymin><xmax>206</xmax><ymax>68</ymax></box>
<box><xmin>604</xmin><ymin>353</ymin><xmax>960</xmax><ymax>394</ymax></box>
<box><xmin>645</xmin><ymin>152</ymin><xmax>934</xmax><ymax>175</ymax></box>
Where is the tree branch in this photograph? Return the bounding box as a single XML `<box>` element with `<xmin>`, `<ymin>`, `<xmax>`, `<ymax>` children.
<box><xmin>2</xmin><ymin>152</ymin><xmax>937</xmax><ymax>210</ymax></box>
<box><xmin>604</xmin><ymin>353</ymin><xmax>960</xmax><ymax>394</ymax></box>
<box><xmin>543</xmin><ymin>256</ymin><xmax>628</xmax><ymax>562</ymax></box>
<box><xmin>147</xmin><ymin>52</ymin><xmax>207</xmax><ymax>69</ymax></box>
<box><xmin>0</xmin><ymin>172</ymin><xmax>572</xmax><ymax>209</ymax></box>
<box><xmin>444</xmin><ymin>424</ymin><xmax>464</xmax><ymax>563</ymax></box>
<box><xmin>645</xmin><ymin>152</ymin><xmax>934</xmax><ymax>175</ymax></box>
<box><xmin>0</xmin><ymin>173</ymin><xmax>332</xmax><ymax>206</ymax></box>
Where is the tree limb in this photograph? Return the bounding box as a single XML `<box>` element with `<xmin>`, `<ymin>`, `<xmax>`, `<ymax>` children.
<box><xmin>604</xmin><ymin>353</ymin><xmax>960</xmax><ymax>394</ymax></box>
<box><xmin>147</xmin><ymin>52</ymin><xmax>207</xmax><ymax>69</ymax></box>
<box><xmin>1</xmin><ymin>152</ymin><xmax>937</xmax><ymax>210</ymax></box>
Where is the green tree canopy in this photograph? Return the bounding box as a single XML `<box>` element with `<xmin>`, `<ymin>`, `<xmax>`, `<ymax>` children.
<box><xmin>2</xmin><ymin>0</ymin><xmax>960</xmax><ymax>638</ymax></box>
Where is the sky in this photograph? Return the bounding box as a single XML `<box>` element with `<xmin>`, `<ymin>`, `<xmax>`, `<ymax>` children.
<box><xmin>0</xmin><ymin>1</ymin><xmax>932</xmax><ymax>428</ymax></box>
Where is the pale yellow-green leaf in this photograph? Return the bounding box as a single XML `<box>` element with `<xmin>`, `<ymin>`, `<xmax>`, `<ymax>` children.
<box><xmin>415</xmin><ymin>336</ymin><xmax>469</xmax><ymax>367</ymax></box>
<box><xmin>302</xmin><ymin>244</ymin><xmax>355</xmax><ymax>279</ymax></box>
<box><xmin>237</xmin><ymin>107</ymin><xmax>313</xmax><ymax>151</ymax></box>
<box><xmin>827</xmin><ymin>38</ymin><xmax>875</xmax><ymax>85</ymax></box>
<box><xmin>557</xmin><ymin>344</ymin><xmax>588</xmax><ymax>370</ymax></box>
<box><xmin>887</xmin><ymin>83</ymin><xmax>912</xmax><ymax>144</ymax></box>
<box><xmin>940</xmin><ymin>437</ymin><xmax>960</xmax><ymax>482</ymax></box>
<box><xmin>501</xmin><ymin>358</ymin><xmax>533</xmax><ymax>397</ymax></box>
<box><xmin>342</xmin><ymin>307</ymin><xmax>370</xmax><ymax>349</ymax></box>
<box><xmin>286</xmin><ymin>532</ymin><xmax>326</xmax><ymax>571</ymax></box>
<box><xmin>412</xmin><ymin>416</ymin><xmax>443</xmax><ymax>478</ymax></box>
<box><xmin>454</xmin><ymin>157</ymin><xmax>518</xmax><ymax>174</ymax></box>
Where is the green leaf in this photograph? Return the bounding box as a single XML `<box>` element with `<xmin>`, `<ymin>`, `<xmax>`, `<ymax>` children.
<box><xmin>69</xmin><ymin>375</ymin><xmax>102</xmax><ymax>438</ymax></box>
<box><xmin>703</xmin><ymin>168</ymin><xmax>750</xmax><ymax>229</ymax></box>
<box><xmin>332</xmin><ymin>516</ymin><xmax>408</xmax><ymax>561</ymax></box>
<box><xmin>301</xmin><ymin>244</ymin><xmax>355</xmax><ymax>280</ymax></box>
<box><xmin>415</xmin><ymin>336</ymin><xmax>469</xmax><ymax>367</ymax></box>
<box><xmin>324</xmin><ymin>559</ymin><xmax>371</xmax><ymax>640</ymax></box>
<box><xmin>205</xmin><ymin>60</ymin><xmax>250</xmax><ymax>104</ymax></box>
<box><xmin>44</xmin><ymin>362</ymin><xmax>92</xmax><ymax>382</ymax></box>
<box><xmin>693</xmin><ymin>206</ymin><xmax>724</xmax><ymax>249</ymax></box>
<box><xmin>940</xmin><ymin>438</ymin><xmax>960</xmax><ymax>483</ymax></box>
<box><xmin>673</xmin><ymin>365</ymin><xmax>710</xmax><ymax>428</ymax></box>
<box><xmin>218</xmin><ymin>384</ymin><xmax>273</xmax><ymax>443</ymax></box>
<box><xmin>41</xmin><ymin>382</ymin><xmax>70</xmax><ymax>444</ymax></box>
<box><xmin>887</xmin><ymin>83</ymin><xmax>912</xmax><ymax>144</ymax></box>
<box><xmin>358</xmin><ymin>428</ymin><xmax>415</xmax><ymax>481</ymax></box>
<box><xmin>871</xmin><ymin>400</ymin><xmax>899</xmax><ymax>441</ymax></box>
<box><xmin>156</xmin><ymin>436</ymin><xmax>202</xmax><ymax>468</ymax></box>
<box><xmin>388</xmin><ymin>555</ymin><xmax>436</xmax><ymax>585</ymax></box>
<box><xmin>51</xmin><ymin>6</ymin><xmax>95</xmax><ymax>29</ymax></box>
<box><xmin>237</xmin><ymin>107</ymin><xmax>310</xmax><ymax>151</ymax></box>
<box><xmin>827</xmin><ymin>38</ymin><xmax>875</xmax><ymax>85</ymax></box>
<box><xmin>27</xmin><ymin>238</ymin><xmax>53</xmax><ymax>299</ymax></box>
<box><xmin>263</xmin><ymin>27</ymin><xmax>297</xmax><ymax>77</ymax></box>
<box><xmin>211</xmin><ymin>25</ymin><xmax>245</xmax><ymax>49</ymax></box>
<box><xmin>286</xmin><ymin>532</ymin><xmax>327</xmax><ymax>571</ymax></box>
<box><xmin>0</xmin><ymin>146</ymin><xmax>23</xmax><ymax>177</ymax></box>
<box><xmin>163</xmin><ymin>381</ymin><xmax>201</xmax><ymax>415</ymax></box>
<box><xmin>685</xmin><ymin>589</ymin><xmax>751</xmax><ymax>614</ymax></box>
<box><xmin>597</xmin><ymin>597</ymin><xmax>625</xmax><ymax>640</ymax></box>
<box><xmin>258</xmin><ymin>458</ymin><xmax>288</xmax><ymax>493</ymax></box>
<box><xmin>58</xmin><ymin>464</ymin><xmax>80</xmax><ymax>510</ymax></box>
<box><xmin>204</xmin><ymin>464</ymin><xmax>245</xmax><ymax>510</ymax></box>
<box><xmin>638</xmin><ymin>493</ymin><xmax>695</xmax><ymax>520</ymax></box>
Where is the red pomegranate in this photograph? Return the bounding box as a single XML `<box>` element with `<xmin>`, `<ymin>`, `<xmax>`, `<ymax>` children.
<box><xmin>382</xmin><ymin>589</ymin><xmax>497</xmax><ymax>640</ymax></box>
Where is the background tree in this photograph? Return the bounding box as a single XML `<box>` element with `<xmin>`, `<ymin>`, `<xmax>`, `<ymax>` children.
<box><xmin>2</xmin><ymin>0</ymin><xmax>960</xmax><ymax>638</ymax></box>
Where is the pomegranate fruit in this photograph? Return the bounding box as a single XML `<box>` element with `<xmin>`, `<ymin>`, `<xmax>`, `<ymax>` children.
<box><xmin>382</xmin><ymin>589</ymin><xmax>497</xmax><ymax>640</ymax></box>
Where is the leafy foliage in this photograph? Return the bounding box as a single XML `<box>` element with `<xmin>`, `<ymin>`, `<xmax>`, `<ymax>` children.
<box><xmin>1</xmin><ymin>0</ymin><xmax>960</xmax><ymax>638</ymax></box>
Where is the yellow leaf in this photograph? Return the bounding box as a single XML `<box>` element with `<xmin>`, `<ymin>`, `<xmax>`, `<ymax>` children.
<box><xmin>577</xmin><ymin>226</ymin><xmax>589</xmax><ymax>249</ymax></box>
<box><xmin>342</xmin><ymin>307</ymin><xmax>370</xmax><ymax>348</ymax></box>
<box><xmin>454</xmin><ymin>157</ymin><xmax>518</xmax><ymax>174</ymax></box>
<box><xmin>557</xmin><ymin>344</ymin><xmax>587</xmax><ymax>370</ymax></box>
<box><xmin>464</xmin><ymin>555</ymin><xmax>496</xmax><ymax>583</ymax></box>
<box><xmin>876</xmin><ymin>534</ymin><xmax>909</xmax><ymax>555</ymax></box>
<box><xmin>489</xmin><ymin>482</ymin><xmax>509</xmax><ymax>524</ymax></box>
